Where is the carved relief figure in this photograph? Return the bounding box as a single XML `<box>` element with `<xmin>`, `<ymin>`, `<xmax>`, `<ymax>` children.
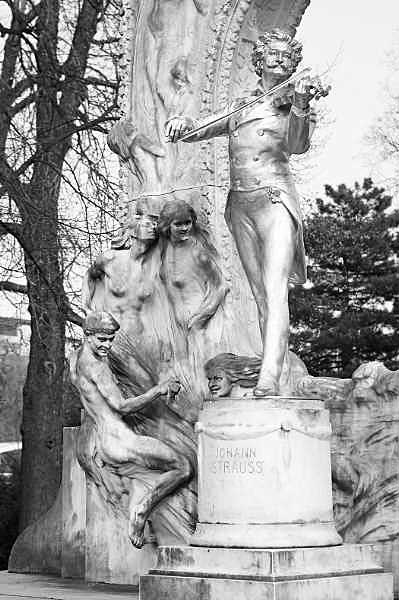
<box><xmin>205</xmin><ymin>351</ymin><xmax>348</xmax><ymax>402</ymax></box>
<box><xmin>166</xmin><ymin>28</ymin><xmax>327</xmax><ymax>396</ymax></box>
<box><xmin>326</xmin><ymin>361</ymin><xmax>399</xmax><ymax>544</ymax></box>
<box><xmin>158</xmin><ymin>199</ymin><xmax>228</xmax><ymax>332</ymax></box>
<box><xmin>107</xmin><ymin>119</ymin><xmax>166</xmax><ymax>187</ymax></box>
<box><xmin>205</xmin><ymin>353</ymin><xmax>262</xmax><ymax>398</ymax></box>
<box><xmin>70</xmin><ymin>312</ymin><xmax>193</xmax><ymax>548</ymax></box>
<box><xmin>157</xmin><ymin>199</ymin><xmax>229</xmax><ymax>397</ymax></box>
<box><xmin>82</xmin><ymin>203</ymin><xmax>159</xmax><ymax>322</ymax></box>
<box><xmin>167</xmin><ymin>58</ymin><xmax>195</xmax><ymax>118</ymax></box>
<box><xmin>82</xmin><ymin>202</ymin><xmax>167</xmax><ymax>391</ymax></box>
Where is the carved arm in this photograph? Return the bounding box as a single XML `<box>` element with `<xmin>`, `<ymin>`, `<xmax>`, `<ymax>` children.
<box><xmin>113</xmin><ymin>378</ymin><xmax>180</xmax><ymax>415</ymax></box>
<box><xmin>164</xmin><ymin>108</ymin><xmax>230</xmax><ymax>143</ymax></box>
<box><xmin>188</xmin><ymin>253</ymin><xmax>229</xmax><ymax>330</ymax></box>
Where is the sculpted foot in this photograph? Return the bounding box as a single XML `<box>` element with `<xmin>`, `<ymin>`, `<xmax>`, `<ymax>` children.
<box><xmin>128</xmin><ymin>505</ymin><xmax>148</xmax><ymax>548</ymax></box>
<box><xmin>254</xmin><ymin>376</ymin><xmax>279</xmax><ymax>397</ymax></box>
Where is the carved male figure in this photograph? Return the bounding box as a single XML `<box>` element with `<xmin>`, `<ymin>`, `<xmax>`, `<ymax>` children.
<box><xmin>82</xmin><ymin>201</ymin><xmax>159</xmax><ymax>324</ymax></box>
<box><xmin>70</xmin><ymin>311</ymin><xmax>193</xmax><ymax>548</ymax></box>
<box><xmin>166</xmin><ymin>29</ymin><xmax>325</xmax><ymax>396</ymax></box>
<box><xmin>81</xmin><ymin>201</ymin><xmax>166</xmax><ymax>390</ymax></box>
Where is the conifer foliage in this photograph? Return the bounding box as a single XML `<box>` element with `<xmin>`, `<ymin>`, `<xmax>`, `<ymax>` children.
<box><xmin>290</xmin><ymin>179</ymin><xmax>399</xmax><ymax>377</ymax></box>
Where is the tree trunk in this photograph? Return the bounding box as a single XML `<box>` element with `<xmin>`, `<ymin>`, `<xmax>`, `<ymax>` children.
<box><xmin>19</xmin><ymin>186</ymin><xmax>67</xmax><ymax>530</ymax></box>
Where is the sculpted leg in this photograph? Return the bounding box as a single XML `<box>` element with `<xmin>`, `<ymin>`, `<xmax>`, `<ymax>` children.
<box><xmin>126</xmin><ymin>438</ymin><xmax>193</xmax><ymax>548</ymax></box>
<box><xmin>227</xmin><ymin>204</ymin><xmax>267</xmax><ymax>333</ymax></box>
<box><xmin>228</xmin><ymin>198</ymin><xmax>296</xmax><ymax>394</ymax></box>
<box><xmin>256</xmin><ymin>203</ymin><xmax>296</xmax><ymax>393</ymax></box>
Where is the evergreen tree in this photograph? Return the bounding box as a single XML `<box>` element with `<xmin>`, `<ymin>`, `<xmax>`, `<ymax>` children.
<box><xmin>290</xmin><ymin>179</ymin><xmax>399</xmax><ymax>377</ymax></box>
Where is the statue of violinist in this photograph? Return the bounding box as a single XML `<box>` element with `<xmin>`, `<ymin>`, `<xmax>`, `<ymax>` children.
<box><xmin>165</xmin><ymin>28</ymin><xmax>329</xmax><ymax>396</ymax></box>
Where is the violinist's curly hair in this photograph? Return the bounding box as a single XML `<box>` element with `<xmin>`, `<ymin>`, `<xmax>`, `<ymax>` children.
<box><xmin>204</xmin><ymin>353</ymin><xmax>262</xmax><ymax>388</ymax></box>
<box><xmin>252</xmin><ymin>28</ymin><xmax>303</xmax><ymax>78</ymax></box>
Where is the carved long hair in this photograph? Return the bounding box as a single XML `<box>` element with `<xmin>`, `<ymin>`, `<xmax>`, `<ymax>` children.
<box><xmin>204</xmin><ymin>353</ymin><xmax>262</xmax><ymax>388</ymax></box>
<box><xmin>252</xmin><ymin>28</ymin><xmax>303</xmax><ymax>78</ymax></box>
<box><xmin>158</xmin><ymin>199</ymin><xmax>218</xmax><ymax>258</ymax></box>
<box><xmin>107</xmin><ymin>119</ymin><xmax>135</xmax><ymax>162</ymax></box>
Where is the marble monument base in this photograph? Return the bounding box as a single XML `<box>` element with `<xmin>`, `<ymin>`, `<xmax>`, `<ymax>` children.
<box><xmin>140</xmin><ymin>544</ymin><xmax>393</xmax><ymax>599</ymax></box>
<box><xmin>193</xmin><ymin>397</ymin><xmax>342</xmax><ymax>548</ymax></box>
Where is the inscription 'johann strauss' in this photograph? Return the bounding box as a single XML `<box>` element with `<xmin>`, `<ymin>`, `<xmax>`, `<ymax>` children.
<box><xmin>210</xmin><ymin>447</ymin><xmax>264</xmax><ymax>475</ymax></box>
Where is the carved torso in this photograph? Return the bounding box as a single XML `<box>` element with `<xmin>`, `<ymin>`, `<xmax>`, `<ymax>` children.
<box><xmin>228</xmin><ymin>96</ymin><xmax>293</xmax><ymax>192</ymax></box>
<box><xmin>91</xmin><ymin>248</ymin><xmax>157</xmax><ymax>328</ymax></box>
<box><xmin>161</xmin><ymin>240</ymin><xmax>210</xmax><ymax>326</ymax></box>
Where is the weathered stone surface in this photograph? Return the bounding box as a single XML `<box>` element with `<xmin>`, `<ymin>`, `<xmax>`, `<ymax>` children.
<box><xmin>153</xmin><ymin>544</ymin><xmax>384</xmax><ymax>579</ymax></box>
<box><xmin>140</xmin><ymin>544</ymin><xmax>393</xmax><ymax>599</ymax></box>
<box><xmin>85</xmin><ymin>479</ymin><xmax>157</xmax><ymax>585</ymax></box>
<box><xmin>8</xmin><ymin>487</ymin><xmax>62</xmax><ymax>575</ymax></box>
<box><xmin>192</xmin><ymin>398</ymin><xmax>341</xmax><ymax>548</ymax></box>
<box><xmin>61</xmin><ymin>427</ymin><xmax>86</xmax><ymax>579</ymax></box>
<box><xmin>140</xmin><ymin>572</ymin><xmax>393</xmax><ymax>600</ymax></box>
<box><xmin>325</xmin><ymin>362</ymin><xmax>399</xmax><ymax>593</ymax></box>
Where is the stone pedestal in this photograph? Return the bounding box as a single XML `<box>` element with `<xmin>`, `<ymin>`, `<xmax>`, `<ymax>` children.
<box><xmin>141</xmin><ymin>544</ymin><xmax>393</xmax><ymax>599</ymax></box>
<box><xmin>139</xmin><ymin>398</ymin><xmax>394</xmax><ymax>599</ymax></box>
<box><xmin>192</xmin><ymin>398</ymin><xmax>342</xmax><ymax>548</ymax></box>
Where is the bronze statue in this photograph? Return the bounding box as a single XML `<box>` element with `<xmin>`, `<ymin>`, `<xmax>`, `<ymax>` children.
<box><xmin>165</xmin><ymin>28</ymin><xmax>328</xmax><ymax>396</ymax></box>
<box><xmin>70</xmin><ymin>311</ymin><xmax>193</xmax><ymax>548</ymax></box>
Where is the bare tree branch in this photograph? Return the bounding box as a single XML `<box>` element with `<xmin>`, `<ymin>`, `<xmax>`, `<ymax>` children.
<box><xmin>0</xmin><ymin>221</ymin><xmax>23</xmax><ymax>238</ymax></box>
<box><xmin>0</xmin><ymin>280</ymin><xmax>27</xmax><ymax>293</ymax></box>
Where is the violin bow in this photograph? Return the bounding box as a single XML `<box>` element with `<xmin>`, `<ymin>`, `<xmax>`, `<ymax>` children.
<box><xmin>178</xmin><ymin>67</ymin><xmax>312</xmax><ymax>142</ymax></box>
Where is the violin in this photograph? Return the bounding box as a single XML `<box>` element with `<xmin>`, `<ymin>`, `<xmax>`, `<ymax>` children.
<box><xmin>179</xmin><ymin>68</ymin><xmax>331</xmax><ymax>142</ymax></box>
<box><xmin>272</xmin><ymin>74</ymin><xmax>331</xmax><ymax>109</ymax></box>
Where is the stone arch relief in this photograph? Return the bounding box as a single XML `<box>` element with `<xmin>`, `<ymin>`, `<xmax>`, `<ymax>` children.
<box><xmin>113</xmin><ymin>0</ymin><xmax>311</xmax><ymax>354</ymax></box>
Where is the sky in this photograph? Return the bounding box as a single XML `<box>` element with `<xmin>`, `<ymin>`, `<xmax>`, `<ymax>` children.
<box><xmin>297</xmin><ymin>0</ymin><xmax>399</xmax><ymax>198</ymax></box>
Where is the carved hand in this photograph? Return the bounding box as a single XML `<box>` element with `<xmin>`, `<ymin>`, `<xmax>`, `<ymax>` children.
<box><xmin>158</xmin><ymin>377</ymin><xmax>181</xmax><ymax>397</ymax></box>
<box><xmin>294</xmin><ymin>75</ymin><xmax>330</xmax><ymax>109</ymax></box>
<box><xmin>165</xmin><ymin>116</ymin><xmax>195</xmax><ymax>142</ymax></box>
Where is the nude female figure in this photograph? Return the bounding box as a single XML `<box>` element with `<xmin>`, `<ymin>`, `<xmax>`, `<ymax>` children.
<box><xmin>158</xmin><ymin>199</ymin><xmax>228</xmax><ymax>332</ymax></box>
<box><xmin>70</xmin><ymin>312</ymin><xmax>193</xmax><ymax>548</ymax></box>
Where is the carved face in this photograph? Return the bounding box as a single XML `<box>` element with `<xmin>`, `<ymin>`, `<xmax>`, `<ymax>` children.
<box><xmin>130</xmin><ymin>212</ymin><xmax>159</xmax><ymax>241</ymax></box>
<box><xmin>87</xmin><ymin>332</ymin><xmax>115</xmax><ymax>359</ymax></box>
<box><xmin>207</xmin><ymin>368</ymin><xmax>233</xmax><ymax>398</ymax></box>
<box><xmin>263</xmin><ymin>39</ymin><xmax>294</xmax><ymax>79</ymax></box>
<box><xmin>169</xmin><ymin>217</ymin><xmax>193</xmax><ymax>243</ymax></box>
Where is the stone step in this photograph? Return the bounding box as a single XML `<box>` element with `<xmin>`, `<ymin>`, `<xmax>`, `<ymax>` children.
<box><xmin>140</xmin><ymin>544</ymin><xmax>394</xmax><ymax>600</ymax></box>
<box><xmin>151</xmin><ymin>544</ymin><xmax>384</xmax><ymax>580</ymax></box>
<box><xmin>0</xmin><ymin>573</ymin><xmax>138</xmax><ymax>600</ymax></box>
<box><xmin>140</xmin><ymin>571</ymin><xmax>393</xmax><ymax>600</ymax></box>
